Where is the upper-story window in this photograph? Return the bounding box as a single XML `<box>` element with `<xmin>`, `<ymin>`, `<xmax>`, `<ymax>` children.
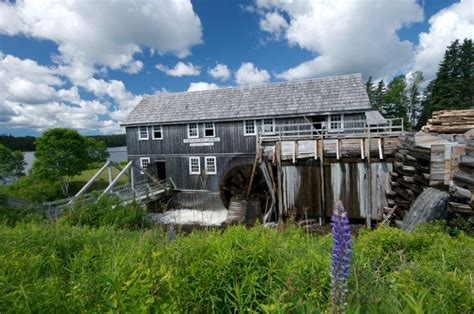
<box><xmin>262</xmin><ymin>118</ymin><xmax>275</xmax><ymax>134</ymax></box>
<box><xmin>188</xmin><ymin>123</ymin><xmax>198</xmax><ymax>138</ymax></box>
<box><xmin>152</xmin><ymin>125</ymin><xmax>162</xmax><ymax>139</ymax></box>
<box><xmin>328</xmin><ymin>114</ymin><xmax>344</xmax><ymax>131</ymax></box>
<box><xmin>204</xmin><ymin>122</ymin><xmax>215</xmax><ymax>137</ymax></box>
<box><xmin>138</xmin><ymin>126</ymin><xmax>149</xmax><ymax>140</ymax></box>
<box><xmin>244</xmin><ymin>120</ymin><xmax>256</xmax><ymax>136</ymax></box>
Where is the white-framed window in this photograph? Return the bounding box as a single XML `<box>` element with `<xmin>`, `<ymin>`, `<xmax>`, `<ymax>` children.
<box><xmin>262</xmin><ymin>118</ymin><xmax>275</xmax><ymax>134</ymax></box>
<box><xmin>140</xmin><ymin>157</ymin><xmax>150</xmax><ymax>174</ymax></box>
<box><xmin>152</xmin><ymin>125</ymin><xmax>162</xmax><ymax>139</ymax></box>
<box><xmin>244</xmin><ymin>120</ymin><xmax>256</xmax><ymax>136</ymax></box>
<box><xmin>204</xmin><ymin>122</ymin><xmax>215</xmax><ymax>137</ymax></box>
<box><xmin>189</xmin><ymin>157</ymin><xmax>200</xmax><ymax>175</ymax></box>
<box><xmin>188</xmin><ymin>123</ymin><xmax>198</xmax><ymax>138</ymax></box>
<box><xmin>205</xmin><ymin>157</ymin><xmax>217</xmax><ymax>175</ymax></box>
<box><xmin>328</xmin><ymin>114</ymin><xmax>344</xmax><ymax>131</ymax></box>
<box><xmin>138</xmin><ymin>126</ymin><xmax>149</xmax><ymax>140</ymax></box>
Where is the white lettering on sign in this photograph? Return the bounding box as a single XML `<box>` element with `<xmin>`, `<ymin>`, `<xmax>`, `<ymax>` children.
<box><xmin>190</xmin><ymin>142</ymin><xmax>214</xmax><ymax>147</ymax></box>
<box><xmin>183</xmin><ymin>137</ymin><xmax>220</xmax><ymax>144</ymax></box>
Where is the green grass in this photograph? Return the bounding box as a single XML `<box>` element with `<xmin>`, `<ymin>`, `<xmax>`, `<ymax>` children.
<box><xmin>0</xmin><ymin>221</ymin><xmax>472</xmax><ymax>313</ymax></box>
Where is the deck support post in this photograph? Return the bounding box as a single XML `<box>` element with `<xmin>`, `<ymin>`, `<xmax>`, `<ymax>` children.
<box><xmin>293</xmin><ymin>141</ymin><xmax>297</xmax><ymax>163</ymax></box>
<box><xmin>366</xmin><ymin>132</ymin><xmax>372</xmax><ymax>229</ymax></box>
<box><xmin>360</xmin><ymin>138</ymin><xmax>365</xmax><ymax>159</ymax></box>
<box><xmin>318</xmin><ymin>136</ymin><xmax>325</xmax><ymax>226</ymax></box>
<box><xmin>314</xmin><ymin>140</ymin><xmax>318</xmax><ymax>160</ymax></box>
<box><xmin>276</xmin><ymin>141</ymin><xmax>284</xmax><ymax>224</ymax></box>
<box><xmin>336</xmin><ymin>139</ymin><xmax>340</xmax><ymax>160</ymax></box>
<box><xmin>378</xmin><ymin>138</ymin><xmax>384</xmax><ymax>159</ymax></box>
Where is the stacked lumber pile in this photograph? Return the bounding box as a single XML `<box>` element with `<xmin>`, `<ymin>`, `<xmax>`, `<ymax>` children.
<box><xmin>448</xmin><ymin>129</ymin><xmax>474</xmax><ymax>214</ymax></box>
<box><xmin>422</xmin><ymin>109</ymin><xmax>474</xmax><ymax>133</ymax></box>
<box><xmin>384</xmin><ymin>133</ymin><xmax>431</xmax><ymax>224</ymax></box>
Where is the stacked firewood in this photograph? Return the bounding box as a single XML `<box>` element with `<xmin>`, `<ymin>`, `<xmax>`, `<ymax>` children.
<box><xmin>384</xmin><ymin>133</ymin><xmax>431</xmax><ymax>224</ymax></box>
<box><xmin>449</xmin><ymin>129</ymin><xmax>474</xmax><ymax>214</ymax></box>
<box><xmin>422</xmin><ymin>109</ymin><xmax>474</xmax><ymax>134</ymax></box>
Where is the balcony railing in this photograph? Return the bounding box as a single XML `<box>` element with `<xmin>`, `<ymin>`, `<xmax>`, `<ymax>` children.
<box><xmin>257</xmin><ymin>118</ymin><xmax>404</xmax><ymax>142</ymax></box>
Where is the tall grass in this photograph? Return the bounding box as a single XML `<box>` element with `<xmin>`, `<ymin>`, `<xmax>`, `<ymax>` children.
<box><xmin>0</xmin><ymin>221</ymin><xmax>472</xmax><ymax>312</ymax></box>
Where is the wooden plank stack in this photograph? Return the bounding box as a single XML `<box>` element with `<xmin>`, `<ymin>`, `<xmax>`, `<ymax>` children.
<box><xmin>449</xmin><ymin>129</ymin><xmax>474</xmax><ymax>214</ymax></box>
<box><xmin>422</xmin><ymin>109</ymin><xmax>474</xmax><ymax>134</ymax></box>
<box><xmin>385</xmin><ymin>133</ymin><xmax>432</xmax><ymax>223</ymax></box>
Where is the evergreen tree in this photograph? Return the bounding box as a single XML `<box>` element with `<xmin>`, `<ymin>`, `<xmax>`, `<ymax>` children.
<box><xmin>418</xmin><ymin>38</ymin><xmax>473</xmax><ymax>127</ymax></box>
<box><xmin>372</xmin><ymin>80</ymin><xmax>386</xmax><ymax>110</ymax></box>
<box><xmin>365</xmin><ymin>77</ymin><xmax>376</xmax><ymax>108</ymax></box>
<box><xmin>406</xmin><ymin>71</ymin><xmax>424</xmax><ymax>128</ymax></box>
<box><xmin>382</xmin><ymin>75</ymin><xmax>409</xmax><ymax>124</ymax></box>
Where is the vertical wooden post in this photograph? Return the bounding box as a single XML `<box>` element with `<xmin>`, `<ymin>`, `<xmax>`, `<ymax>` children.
<box><xmin>336</xmin><ymin>138</ymin><xmax>340</xmax><ymax>160</ymax></box>
<box><xmin>366</xmin><ymin>133</ymin><xmax>372</xmax><ymax>229</ymax></box>
<box><xmin>360</xmin><ymin>138</ymin><xmax>365</xmax><ymax>160</ymax></box>
<box><xmin>276</xmin><ymin>142</ymin><xmax>284</xmax><ymax>224</ymax></box>
<box><xmin>318</xmin><ymin>136</ymin><xmax>325</xmax><ymax>225</ymax></box>
<box><xmin>314</xmin><ymin>139</ymin><xmax>318</xmax><ymax>160</ymax></box>
<box><xmin>293</xmin><ymin>141</ymin><xmax>297</xmax><ymax>163</ymax></box>
<box><xmin>130</xmin><ymin>166</ymin><xmax>136</xmax><ymax>199</ymax></box>
<box><xmin>378</xmin><ymin>138</ymin><xmax>384</xmax><ymax>160</ymax></box>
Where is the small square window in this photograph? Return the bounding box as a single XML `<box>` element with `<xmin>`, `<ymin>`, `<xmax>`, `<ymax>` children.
<box><xmin>189</xmin><ymin>157</ymin><xmax>200</xmax><ymax>174</ymax></box>
<box><xmin>262</xmin><ymin>119</ymin><xmax>275</xmax><ymax>134</ymax></box>
<box><xmin>244</xmin><ymin>120</ymin><xmax>256</xmax><ymax>135</ymax></box>
<box><xmin>205</xmin><ymin>157</ymin><xmax>217</xmax><ymax>175</ymax></box>
<box><xmin>188</xmin><ymin>123</ymin><xmax>198</xmax><ymax>138</ymax></box>
<box><xmin>152</xmin><ymin>125</ymin><xmax>162</xmax><ymax>139</ymax></box>
<box><xmin>140</xmin><ymin>157</ymin><xmax>150</xmax><ymax>174</ymax></box>
<box><xmin>204</xmin><ymin>122</ymin><xmax>215</xmax><ymax>137</ymax></box>
<box><xmin>138</xmin><ymin>126</ymin><xmax>148</xmax><ymax>140</ymax></box>
<box><xmin>329</xmin><ymin>114</ymin><xmax>344</xmax><ymax>130</ymax></box>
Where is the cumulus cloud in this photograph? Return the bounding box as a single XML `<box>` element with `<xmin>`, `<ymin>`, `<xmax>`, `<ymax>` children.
<box><xmin>208</xmin><ymin>63</ymin><xmax>231</xmax><ymax>81</ymax></box>
<box><xmin>187</xmin><ymin>82</ymin><xmax>220</xmax><ymax>92</ymax></box>
<box><xmin>409</xmin><ymin>0</ymin><xmax>474</xmax><ymax>81</ymax></box>
<box><xmin>0</xmin><ymin>52</ymin><xmax>139</xmax><ymax>134</ymax></box>
<box><xmin>156</xmin><ymin>61</ymin><xmax>201</xmax><ymax>77</ymax></box>
<box><xmin>253</xmin><ymin>0</ymin><xmax>423</xmax><ymax>80</ymax></box>
<box><xmin>0</xmin><ymin>0</ymin><xmax>203</xmax><ymax>133</ymax></box>
<box><xmin>235</xmin><ymin>62</ymin><xmax>271</xmax><ymax>85</ymax></box>
<box><xmin>0</xmin><ymin>0</ymin><xmax>203</xmax><ymax>77</ymax></box>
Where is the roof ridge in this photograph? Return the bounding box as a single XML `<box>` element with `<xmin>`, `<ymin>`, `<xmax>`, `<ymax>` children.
<box><xmin>146</xmin><ymin>73</ymin><xmax>363</xmax><ymax>97</ymax></box>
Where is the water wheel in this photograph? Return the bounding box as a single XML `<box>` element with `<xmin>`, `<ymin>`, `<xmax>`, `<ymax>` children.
<box><xmin>219</xmin><ymin>163</ymin><xmax>269</xmax><ymax>211</ymax></box>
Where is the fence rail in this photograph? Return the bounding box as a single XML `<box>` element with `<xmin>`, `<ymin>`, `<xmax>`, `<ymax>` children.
<box><xmin>257</xmin><ymin>118</ymin><xmax>404</xmax><ymax>142</ymax></box>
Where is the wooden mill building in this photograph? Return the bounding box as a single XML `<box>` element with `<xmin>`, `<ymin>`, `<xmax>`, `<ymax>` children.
<box><xmin>122</xmin><ymin>73</ymin><xmax>403</xmax><ymax>225</ymax></box>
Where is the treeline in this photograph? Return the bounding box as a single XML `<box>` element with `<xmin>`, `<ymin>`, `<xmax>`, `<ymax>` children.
<box><xmin>0</xmin><ymin>133</ymin><xmax>126</xmax><ymax>151</ymax></box>
<box><xmin>366</xmin><ymin>38</ymin><xmax>473</xmax><ymax>130</ymax></box>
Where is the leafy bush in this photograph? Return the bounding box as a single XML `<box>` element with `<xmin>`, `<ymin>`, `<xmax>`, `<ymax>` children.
<box><xmin>0</xmin><ymin>222</ymin><xmax>472</xmax><ymax>312</ymax></box>
<box><xmin>0</xmin><ymin>175</ymin><xmax>63</xmax><ymax>202</ymax></box>
<box><xmin>62</xmin><ymin>195</ymin><xmax>148</xmax><ymax>229</ymax></box>
<box><xmin>0</xmin><ymin>205</ymin><xmax>44</xmax><ymax>226</ymax></box>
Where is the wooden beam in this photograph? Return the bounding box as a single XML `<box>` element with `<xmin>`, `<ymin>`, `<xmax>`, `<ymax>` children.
<box><xmin>276</xmin><ymin>142</ymin><xmax>284</xmax><ymax>224</ymax></box>
<box><xmin>360</xmin><ymin>138</ymin><xmax>365</xmax><ymax>160</ymax></box>
<box><xmin>69</xmin><ymin>161</ymin><xmax>111</xmax><ymax>204</ymax></box>
<box><xmin>314</xmin><ymin>139</ymin><xmax>318</xmax><ymax>160</ymax></box>
<box><xmin>336</xmin><ymin>138</ymin><xmax>340</xmax><ymax>160</ymax></box>
<box><xmin>318</xmin><ymin>136</ymin><xmax>325</xmax><ymax>225</ymax></box>
<box><xmin>366</xmin><ymin>130</ymin><xmax>372</xmax><ymax>229</ymax></box>
<box><xmin>378</xmin><ymin>138</ymin><xmax>384</xmax><ymax>159</ymax></box>
<box><xmin>101</xmin><ymin>160</ymin><xmax>134</xmax><ymax>197</ymax></box>
<box><xmin>293</xmin><ymin>141</ymin><xmax>297</xmax><ymax>163</ymax></box>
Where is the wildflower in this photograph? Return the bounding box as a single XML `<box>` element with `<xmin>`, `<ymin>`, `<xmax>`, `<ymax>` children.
<box><xmin>330</xmin><ymin>201</ymin><xmax>352</xmax><ymax>313</ymax></box>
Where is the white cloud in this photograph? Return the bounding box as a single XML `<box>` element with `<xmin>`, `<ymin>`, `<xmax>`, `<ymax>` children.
<box><xmin>156</xmin><ymin>61</ymin><xmax>201</xmax><ymax>77</ymax></box>
<box><xmin>253</xmin><ymin>0</ymin><xmax>423</xmax><ymax>80</ymax></box>
<box><xmin>0</xmin><ymin>0</ymin><xmax>203</xmax><ymax>77</ymax></box>
<box><xmin>235</xmin><ymin>62</ymin><xmax>271</xmax><ymax>85</ymax></box>
<box><xmin>208</xmin><ymin>63</ymin><xmax>231</xmax><ymax>81</ymax></box>
<box><xmin>187</xmin><ymin>82</ymin><xmax>219</xmax><ymax>92</ymax></box>
<box><xmin>0</xmin><ymin>51</ymin><xmax>138</xmax><ymax>134</ymax></box>
<box><xmin>259</xmin><ymin>11</ymin><xmax>288</xmax><ymax>39</ymax></box>
<box><xmin>409</xmin><ymin>0</ymin><xmax>474</xmax><ymax>81</ymax></box>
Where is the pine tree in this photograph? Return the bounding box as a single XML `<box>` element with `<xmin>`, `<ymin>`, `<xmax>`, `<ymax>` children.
<box><xmin>366</xmin><ymin>77</ymin><xmax>376</xmax><ymax>108</ymax></box>
<box><xmin>418</xmin><ymin>38</ymin><xmax>473</xmax><ymax>127</ymax></box>
<box><xmin>382</xmin><ymin>75</ymin><xmax>409</xmax><ymax>124</ymax></box>
<box><xmin>372</xmin><ymin>80</ymin><xmax>386</xmax><ymax>110</ymax></box>
<box><xmin>407</xmin><ymin>71</ymin><xmax>424</xmax><ymax>128</ymax></box>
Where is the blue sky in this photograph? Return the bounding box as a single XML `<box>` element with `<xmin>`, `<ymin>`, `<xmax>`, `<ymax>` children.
<box><xmin>0</xmin><ymin>0</ymin><xmax>471</xmax><ymax>136</ymax></box>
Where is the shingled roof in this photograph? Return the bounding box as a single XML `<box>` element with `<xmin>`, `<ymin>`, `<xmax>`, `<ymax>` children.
<box><xmin>122</xmin><ymin>73</ymin><xmax>370</xmax><ymax>126</ymax></box>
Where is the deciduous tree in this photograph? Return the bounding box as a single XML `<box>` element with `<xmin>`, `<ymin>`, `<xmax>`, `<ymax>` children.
<box><xmin>0</xmin><ymin>144</ymin><xmax>25</xmax><ymax>184</ymax></box>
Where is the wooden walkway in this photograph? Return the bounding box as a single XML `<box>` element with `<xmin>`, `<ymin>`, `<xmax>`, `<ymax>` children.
<box><xmin>40</xmin><ymin>160</ymin><xmax>174</xmax><ymax>220</ymax></box>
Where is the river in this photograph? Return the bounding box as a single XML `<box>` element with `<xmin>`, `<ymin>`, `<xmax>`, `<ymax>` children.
<box><xmin>23</xmin><ymin>146</ymin><xmax>128</xmax><ymax>173</ymax></box>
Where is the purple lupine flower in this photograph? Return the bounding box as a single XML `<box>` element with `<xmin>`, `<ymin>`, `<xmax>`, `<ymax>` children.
<box><xmin>168</xmin><ymin>223</ymin><xmax>176</xmax><ymax>243</ymax></box>
<box><xmin>330</xmin><ymin>201</ymin><xmax>352</xmax><ymax>313</ymax></box>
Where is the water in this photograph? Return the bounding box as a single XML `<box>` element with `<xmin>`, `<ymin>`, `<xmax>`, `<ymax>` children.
<box><xmin>23</xmin><ymin>146</ymin><xmax>128</xmax><ymax>174</ymax></box>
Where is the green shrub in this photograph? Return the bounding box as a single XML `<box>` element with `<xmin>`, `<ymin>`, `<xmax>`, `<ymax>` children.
<box><xmin>62</xmin><ymin>195</ymin><xmax>148</xmax><ymax>229</ymax></box>
<box><xmin>0</xmin><ymin>175</ymin><xmax>62</xmax><ymax>202</ymax></box>
<box><xmin>0</xmin><ymin>205</ymin><xmax>44</xmax><ymax>226</ymax></box>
